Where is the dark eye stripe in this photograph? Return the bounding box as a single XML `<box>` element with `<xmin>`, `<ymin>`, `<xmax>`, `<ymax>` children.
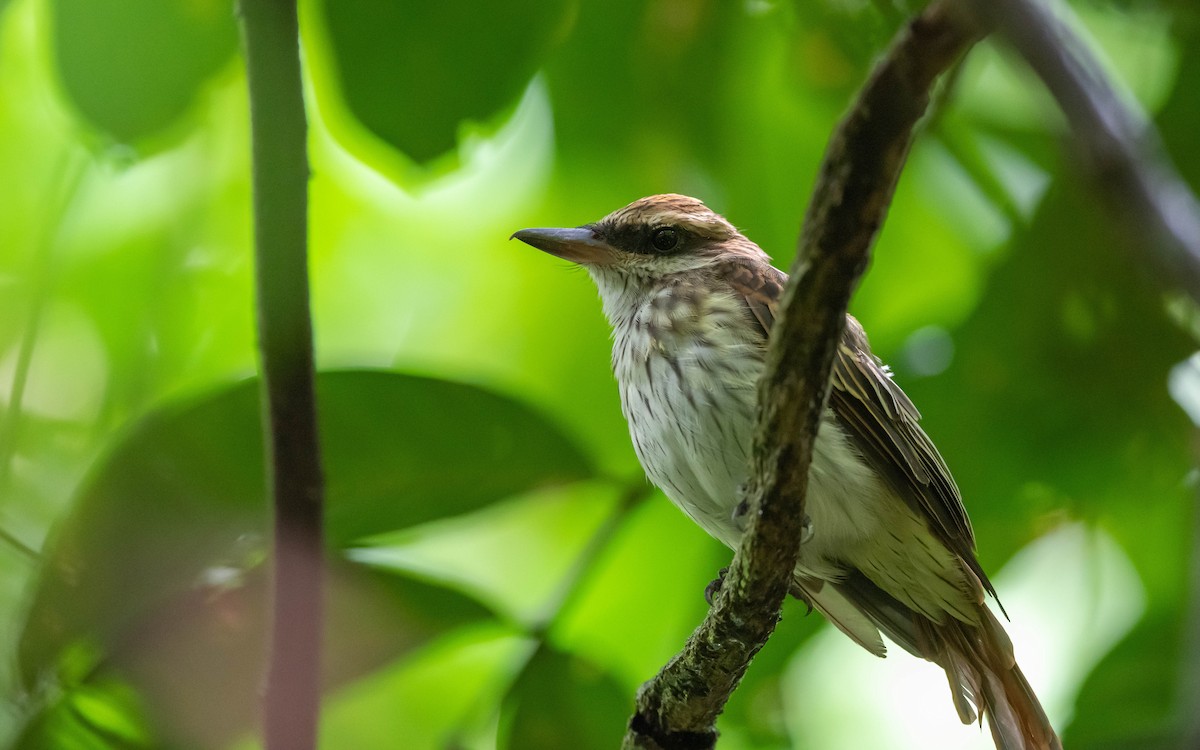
<box><xmin>594</xmin><ymin>222</ymin><xmax>690</xmax><ymax>256</ymax></box>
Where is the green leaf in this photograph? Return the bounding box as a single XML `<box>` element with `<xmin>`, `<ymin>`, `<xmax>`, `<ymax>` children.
<box><xmin>502</xmin><ymin>646</ymin><xmax>629</xmax><ymax>750</ymax></box>
<box><xmin>314</xmin><ymin>0</ymin><xmax>572</xmax><ymax>165</ymax></box>
<box><xmin>13</xmin><ymin>676</ymin><xmax>155</xmax><ymax>750</ymax></box>
<box><xmin>320</xmin><ymin>370</ymin><xmax>595</xmax><ymax>543</ymax></box>
<box><xmin>50</xmin><ymin>0</ymin><xmax>237</xmax><ymax>145</ymax></box>
<box><xmin>19</xmin><ymin>369</ymin><xmax>594</xmax><ymax>687</ymax></box>
<box><xmin>1065</xmin><ymin>609</ymin><xmax>1186</xmax><ymax>749</ymax></box>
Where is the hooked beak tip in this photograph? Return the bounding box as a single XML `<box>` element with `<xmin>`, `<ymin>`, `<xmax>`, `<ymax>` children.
<box><xmin>510</xmin><ymin>226</ymin><xmax>616</xmax><ymax>266</ymax></box>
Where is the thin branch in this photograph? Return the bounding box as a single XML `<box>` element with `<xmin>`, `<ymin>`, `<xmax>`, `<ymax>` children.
<box><xmin>449</xmin><ymin>480</ymin><xmax>652</xmax><ymax>747</ymax></box>
<box><xmin>621</xmin><ymin>3</ymin><xmax>981</xmax><ymax>747</ymax></box>
<box><xmin>0</xmin><ymin>150</ymin><xmax>86</xmax><ymax>494</ymax></box>
<box><xmin>237</xmin><ymin>2</ymin><xmax>325</xmax><ymax>750</ymax></box>
<box><xmin>0</xmin><ymin>525</ymin><xmax>39</xmax><ymax>562</ymax></box>
<box><xmin>0</xmin><ymin>149</ymin><xmax>86</xmax><ymax>565</ymax></box>
<box><xmin>963</xmin><ymin>0</ymin><xmax>1200</xmax><ymax>302</ymax></box>
<box><xmin>531</xmin><ymin>479</ymin><xmax>654</xmax><ymax>637</ymax></box>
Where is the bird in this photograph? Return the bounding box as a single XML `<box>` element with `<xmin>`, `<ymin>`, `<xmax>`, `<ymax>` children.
<box><xmin>512</xmin><ymin>193</ymin><xmax>1060</xmax><ymax>750</ymax></box>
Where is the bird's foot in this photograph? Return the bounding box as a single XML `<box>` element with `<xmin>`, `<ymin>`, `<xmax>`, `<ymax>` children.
<box><xmin>789</xmin><ymin>584</ymin><xmax>816</xmax><ymax>615</ymax></box>
<box><xmin>731</xmin><ymin>496</ymin><xmax>751</xmax><ymax>532</ymax></box>
<box><xmin>732</xmin><ymin>499</ymin><xmax>814</xmax><ymax>545</ymax></box>
<box><xmin>800</xmin><ymin>513</ymin><xmax>814</xmax><ymax>544</ymax></box>
<box><xmin>704</xmin><ymin>566</ymin><xmax>729</xmax><ymax>606</ymax></box>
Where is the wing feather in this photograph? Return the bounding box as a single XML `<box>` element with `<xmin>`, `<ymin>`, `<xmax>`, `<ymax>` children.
<box><xmin>721</xmin><ymin>258</ymin><xmax>998</xmax><ymax>603</ymax></box>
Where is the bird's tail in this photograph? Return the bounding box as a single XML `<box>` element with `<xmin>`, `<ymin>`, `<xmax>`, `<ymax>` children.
<box><xmin>919</xmin><ymin>607</ymin><xmax>1061</xmax><ymax>750</ymax></box>
<box><xmin>830</xmin><ymin>571</ymin><xmax>1060</xmax><ymax>750</ymax></box>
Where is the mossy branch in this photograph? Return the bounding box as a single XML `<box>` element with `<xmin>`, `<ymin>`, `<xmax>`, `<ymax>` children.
<box><xmin>620</xmin><ymin>3</ymin><xmax>981</xmax><ymax>747</ymax></box>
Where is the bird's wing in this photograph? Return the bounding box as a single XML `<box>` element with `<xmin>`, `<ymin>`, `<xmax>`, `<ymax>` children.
<box><xmin>722</xmin><ymin>259</ymin><xmax>996</xmax><ymax>601</ymax></box>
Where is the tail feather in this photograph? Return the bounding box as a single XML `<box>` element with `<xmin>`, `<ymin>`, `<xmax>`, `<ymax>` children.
<box><xmin>983</xmin><ymin>655</ymin><xmax>1059</xmax><ymax>750</ymax></box>
<box><xmin>943</xmin><ymin>648</ymin><xmax>983</xmax><ymax>725</ymax></box>
<box><xmin>792</xmin><ymin>579</ymin><xmax>887</xmax><ymax>657</ymax></box>
<box><xmin>819</xmin><ymin>571</ymin><xmax>1061</xmax><ymax>750</ymax></box>
<box><xmin>920</xmin><ymin>609</ymin><xmax>1061</xmax><ymax>750</ymax></box>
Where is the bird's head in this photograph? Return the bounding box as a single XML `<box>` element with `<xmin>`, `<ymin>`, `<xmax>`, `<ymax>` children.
<box><xmin>512</xmin><ymin>194</ymin><xmax>768</xmax><ymax>280</ymax></box>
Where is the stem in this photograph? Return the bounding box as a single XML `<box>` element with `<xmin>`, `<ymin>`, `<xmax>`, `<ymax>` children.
<box><xmin>237</xmin><ymin>2</ymin><xmax>325</xmax><ymax>749</ymax></box>
<box><xmin>532</xmin><ymin>479</ymin><xmax>653</xmax><ymax>636</ymax></box>
<box><xmin>0</xmin><ymin>149</ymin><xmax>87</xmax><ymax>562</ymax></box>
<box><xmin>450</xmin><ymin>480</ymin><xmax>651</xmax><ymax>746</ymax></box>
<box><xmin>0</xmin><ymin>150</ymin><xmax>86</xmax><ymax>496</ymax></box>
<box><xmin>0</xmin><ymin>525</ymin><xmax>39</xmax><ymax>561</ymax></box>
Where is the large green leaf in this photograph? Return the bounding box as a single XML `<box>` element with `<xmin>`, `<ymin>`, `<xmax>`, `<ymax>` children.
<box><xmin>50</xmin><ymin>0</ymin><xmax>237</xmax><ymax>145</ymax></box>
<box><xmin>19</xmin><ymin>369</ymin><xmax>594</xmax><ymax>687</ymax></box>
<box><xmin>1064</xmin><ymin>609</ymin><xmax>1185</xmax><ymax>750</ymax></box>
<box><xmin>314</xmin><ymin>0</ymin><xmax>573</xmax><ymax>165</ymax></box>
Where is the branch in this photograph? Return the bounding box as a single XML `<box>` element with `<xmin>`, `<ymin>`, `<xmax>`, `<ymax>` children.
<box><xmin>237</xmin><ymin>2</ymin><xmax>325</xmax><ymax>749</ymax></box>
<box><xmin>621</xmin><ymin>3</ymin><xmax>981</xmax><ymax>747</ymax></box>
<box><xmin>0</xmin><ymin>526</ymin><xmax>39</xmax><ymax>562</ymax></box>
<box><xmin>0</xmin><ymin>151</ymin><xmax>87</xmax><ymax>565</ymax></box>
<box><xmin>0</xmin><ymin>150</ymin><xmax>86</xmax><ymax>502</ymax></box>
<box><xmin>532</xmin><ymin>481</ymin><xmax>654</xmax><ymax>638</ymax></box>
<box><xmin>963</xmin><ymin>0</ymin><xmax>1200</xmax><ymax>302</ymax></box>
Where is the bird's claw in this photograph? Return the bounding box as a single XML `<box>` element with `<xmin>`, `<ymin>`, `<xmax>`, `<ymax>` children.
<box><xmin>731</xmin><ymin>497</ymin><xmax>751</xmax><ymax>531</ymax></box>
<box><xmin>704</xmin><ymin>566</ymin><xmax>729</xmax><ymax>606</ymax></box>
<box><xmin>732</xmin><ymin>500</ymin><xmax>814</xmax><ymax>545</ymax></box>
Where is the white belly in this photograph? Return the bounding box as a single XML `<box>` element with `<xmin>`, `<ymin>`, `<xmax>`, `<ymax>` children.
<box><xmin>594</xmin><ymin>274</ymin><xmax>977</xmax><ymax>626</ymax></box>
<box><xmin>611</xmin><ymin>297</ymin><xmax>888</xmax><ymax>582</ymax></box>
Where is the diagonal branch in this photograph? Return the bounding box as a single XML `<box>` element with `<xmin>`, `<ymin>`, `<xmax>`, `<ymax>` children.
<box><xmin>963</xmin><ymin>0</ymin><xmax>1200</xmax><ymax>302</ymax></box>
<box><xmin>620</xmin><ymin>3</ymin><xmax>981</xmax><ymax>748</ymax></box>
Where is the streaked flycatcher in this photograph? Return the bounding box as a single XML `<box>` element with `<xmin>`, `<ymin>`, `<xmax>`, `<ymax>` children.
<box><xmin>514</xmin><ymin>194</ymin><xmax>1059</xmax><ymax>750</ymax></box>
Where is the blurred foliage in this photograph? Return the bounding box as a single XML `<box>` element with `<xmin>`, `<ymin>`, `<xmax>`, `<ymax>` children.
<box><xmin>501</xmin><ymin>645</ymin><xmax>629</xmax><ymax>750</ymax></box>
<box><xmin>313</xmin><ymin>0</ymin><xmax>573</xmax><ymax>174</ymax></box>
<box><xmin>50</xmin><ymin>0</ymin><xmax>237</xmax><ymax>148</ymax></box>
<box><xmin>14</xmin><ymin>370</ymin><xmax>583</xmax><ymax>747</ymax></box>
<box><xmin>0</xmin><ymin>0</ymin><xmax>1197</xmax><ymax>748</ymax></box>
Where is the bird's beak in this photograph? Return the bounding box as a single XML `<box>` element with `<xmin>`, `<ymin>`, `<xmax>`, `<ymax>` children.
<box><xmin>511</xmin><ymin>227</ymin><xmax>617</xmax><ymax>266</ymax></box>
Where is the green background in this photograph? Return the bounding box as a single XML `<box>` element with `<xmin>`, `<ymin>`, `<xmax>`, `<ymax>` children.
<box><xmin>0</xmin><ymin>0</ymin><xmax>1196</xmax><ymax>747</ymax></box>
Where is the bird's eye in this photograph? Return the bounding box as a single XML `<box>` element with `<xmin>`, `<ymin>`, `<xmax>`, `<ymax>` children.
<box><xmin>650</xmin><ymin>227</ymin><xmax>680</xmax><ymax>253</ymax></box>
